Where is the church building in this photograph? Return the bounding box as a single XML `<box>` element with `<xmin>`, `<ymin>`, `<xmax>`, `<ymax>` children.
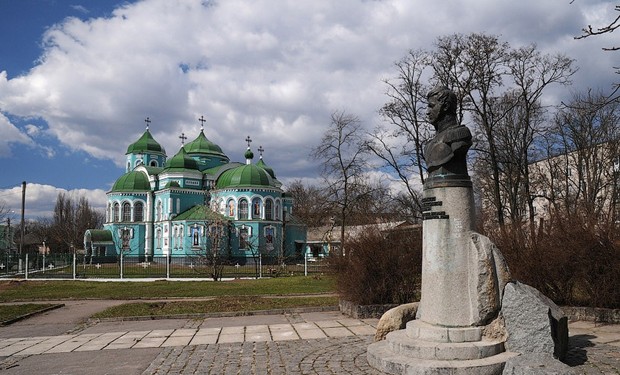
<box><xmin>84</xmin><ymin>117</ymin><xmax>306</xmax><ymax>261</ymax></box>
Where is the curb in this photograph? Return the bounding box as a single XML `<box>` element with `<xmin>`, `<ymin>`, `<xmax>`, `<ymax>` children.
<box><xmin>0</xmin><ymin>303</ymin><xmax>65</xmax><ymax>326</ymax></box>
<box><xmin>88</xmin><ymin>305</ymin><xmax>340</xmax><ymax>323</ymax></box>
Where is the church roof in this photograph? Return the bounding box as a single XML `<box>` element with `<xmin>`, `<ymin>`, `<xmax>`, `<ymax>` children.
<box><xmin>256</xmin><ymin>158</ymin><xmax>276</xmax><ymax>178</ymax></box>
<box><xmin>175</xmin><ymin>205</ymin><xmax>228</xmax><ymax>221</ymax></box>
<box><xmin>111</xmin><ymin>171</ymin><xmax>151</xmax><ymax>192</ymax></box>
<box><xmin>163</xmin><ymin>147</ymin><xmax>199</xmax><ymax>172</ymax></box>
<box><xmin>184</xmin><ymin>130</ymin><xmax>227</xmax><ymax>157</ymax></box>
<box><xmin>85</xmin><ymin>229</ymin><xmax>114</xmax><ymax>245</ymax></box>
<box><xmin>215</xmin><ymin>164</ymin><xmax>275</xmax><ymax>189</ymax></box>
<box><xmin>126</xmin><ymin>129</ymin><xmax>166</xmax><ymax>155</ymax></box>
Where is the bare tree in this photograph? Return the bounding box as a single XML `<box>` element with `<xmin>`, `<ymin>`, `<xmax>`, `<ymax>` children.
<box><xmin>507</xmin><ymin>46</ymin><xmax>576</xmax><ymax>228</ymax></box>
<box><xmin>574</xmin><ymin>3</ymin><xmax>620</xmax><ymax>51</ymax></box>
<box><xmin>311</xmin><ymin>111</ymin><xmax>370</xmax><ymax>255</ymax></box>
<box><xmin>534</xmin><ymin>90</ymin><xmax>620</xmax><ymax>221</ymax></box>
<box><xmin>433</xmin><ymin>33</ymin><xmax>511</xmax><ymax>226</ymax></box>
<box><xmin>49</xmin><ymin>193</ymin><xmax>104</xmax><ymax>253</ymax></box>
<box><xmin>574</xmin><ymin>2</ymin><xmax>620</xmax><ymax>100</ymax></box>
<box><xmin>288</xmin><ymin>180</ymin><xmax>331</xmax><ymax>228</ymax></box>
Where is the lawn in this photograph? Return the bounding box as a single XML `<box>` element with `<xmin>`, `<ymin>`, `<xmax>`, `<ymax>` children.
<box><xmin>0</xmin><ymin>276</ymin><xmax>335</xmax><ymax>302</ymax></box>
<box><xmin>0</xmin><ymin>304</ymin><xmax>60</xmax><ymax>325</ymax></box>
<box><xmin>91</xmin><ymin>296</ymin><xmax>338</xmax><ymax>319</ymax></box>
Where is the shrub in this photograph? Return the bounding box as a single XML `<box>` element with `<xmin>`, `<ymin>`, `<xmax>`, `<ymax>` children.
<box><xmin>494</xmin><ymin>214</ymin><xmax>620</xmax><ymax>309</ymax></box>
<box><xmin>331</xmin><ymin>226</ymin><xmax>422</xmax><ymax>305</ymax></box>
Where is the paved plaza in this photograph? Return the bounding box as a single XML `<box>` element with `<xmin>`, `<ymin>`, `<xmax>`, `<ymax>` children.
<box><xmin>0</xmin><ymin>302</ymin><xmax>619</xmax><ymax>374</ymax></box>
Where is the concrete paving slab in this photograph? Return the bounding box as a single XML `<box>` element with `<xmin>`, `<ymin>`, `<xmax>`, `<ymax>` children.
<box><xmin>0</xmin><ymin>339</ymin><xmax>42</xmax><ymax>356</ymax></box>
<box><xmin>315</xmin><ymin>320</ymin><xmax>342</xmax><ymax>328</ymax></box>
<box><xmin>145</xmin><ymin>329</ymin><xmax>174</xmax><ymax>337</ymax></box>
<box><xmin>270</xmin><ymin>329</ymin><xmax>299</xmax><ymax>341</ymax></box>
<box><xmin>348</xmin><ymin>324</ymin><xmax>378</xmax><ymax>335</ymax></box>
<box><xmin>170</xmin><ymin>328</ymin><xmax>196</xmax><ymax>337</ymax></box>
<box><xmin>245</xmin><ymin>332</ymin><xmax>272</xmax><ymax>342</ymax></box>
<box><xmin>218</xmin><ymin>333</ymin><xmax>244</xmax><ymax>343</ymax></box>
<box><xmin>337</xmin><ymin>318</ymin><xmax>366</xmax><ymax>326</ymax></box>
<box><xmin>323</xmin><ymin>327</ymin><xmax>354</xmax><ymax>337</ymax></box>
<box><xmin>221</xmin><ymin>326</ymin><xmax>244</xmax><ymax>335</ymax></box>
<box><xmin>45</xmin><ymin>333</ymin><xmax>102</xmax><ymax>353</ymax></box>
<box><xmin>195</xmin><ymin>327</ymin><xmax>221</xmax><ymax>336</ymax></box>
<box><xmin>19</xmin><ymin>335</ymin><xmax>75</xmax><ymax>355</ymax></box>
<box><xmin>74</xmin><ymin>332</ymin><xmax>126</xmax><ymax>351</ymax></box>
<box><xmin>133</xmin><ymin>336</ymin><xmax>166</xmax><ymax>348</ymax></box>
<box><xmin>296</xmin><ymin>328</ymin><xmax>327</xmax><ymax>339</ymax></box>
<box><xmin>189</xmin><ymin>334</ymin><xmax>218</xmax><ymax>345</ymax></box>
<box><xmin>245</xmin><ymin>324</ymin><xmax>269</xmax><ymax>333</ymax></box>
<box><xmin>161</xmin><ymin>335</ymin><xmax>192</xmax><ymax>347</ymax></box>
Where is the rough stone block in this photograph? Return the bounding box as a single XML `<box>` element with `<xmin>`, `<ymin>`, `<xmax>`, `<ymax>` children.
<box><xmin>374</xmin><ymin>302</ymin><xmax>419</xmax><ymax>342</ymax></box>
<box><xmin>502</xmin><ymin>353</ymin><xmax>578</xmax><ymax>374</ymax></box>
<box><xmin>471</xmin><ymin>233</ymin><xmax>512</xmax><ymax>325</ymax></box>
<box><xmin>501</xmin><ymin>282</ymin><xmax>569</xmax><ymax>361</ymax></box>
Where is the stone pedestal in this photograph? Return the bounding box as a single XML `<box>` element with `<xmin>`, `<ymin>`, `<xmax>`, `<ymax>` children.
<box><xmin>368</xmin><ymin>175</ymin><xmax>514</xmax><ymax>374</ymax></box>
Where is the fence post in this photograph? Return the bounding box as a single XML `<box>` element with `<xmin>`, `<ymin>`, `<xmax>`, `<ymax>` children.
<box><xmin>259</xmin><ymin>253</ymin><xmax>262</xmax><ymax>279</ymax></box>
<box><xmin>120</xmin><ymin>252</ymin><xmax>123</xmax><ymax>279</ymax></box>
<box><xmin>42</xmin><ymin>254</ymin><xmax>46</xmax><ymax>275</ymax></box>
<box><xmin>166</xmin><ymin>253</ymin><xmax>170</xmax><ymax>279</ymax></box>
<box><xmin>25</xmin><ymin>253</ymin><xmax>28</xmax><ymax>280</ymax></box>
<box><xmin>304</xmin><ymin>252</ymin><xmax>308</xmax><ymax>277</ymax></box>
<box><xmin>72</xmin><ymin>252</ymin><xmax>76</xmax><ymax>280</ymax></box>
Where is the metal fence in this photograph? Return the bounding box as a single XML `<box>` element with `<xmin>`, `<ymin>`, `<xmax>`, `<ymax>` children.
<box><xmin>0</xmin><ymin>252</ymin><xmax>330</xmax><ymax>280</ymax></box>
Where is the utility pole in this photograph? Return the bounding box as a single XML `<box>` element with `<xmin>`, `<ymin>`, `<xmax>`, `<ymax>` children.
<box><xmin>19</xmin><ymin>181</ymin><xmax>26</xmax><ymax>255</ymax></box>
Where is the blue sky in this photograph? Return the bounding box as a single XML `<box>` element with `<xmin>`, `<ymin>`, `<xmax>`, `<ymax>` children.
<box><xmin>0</xmin><ymin>0</ymin><xmax>617</xmax><ymax>218</ymax></box>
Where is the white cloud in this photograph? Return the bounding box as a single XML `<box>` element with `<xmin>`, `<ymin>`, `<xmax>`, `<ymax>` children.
<box><xmin>0</xmin><ymin>183</ymin><xmax>107</xmax><ymax>219</ymax></box>
<box><xmin>0</xmin><ymin>0</ymin><xmax>617</xmax><ymax>183</ymax></box>
<box><xmin>0</xmin><ymin>111</ymin><xmax>32</xmax><ymax>157</ymax></box>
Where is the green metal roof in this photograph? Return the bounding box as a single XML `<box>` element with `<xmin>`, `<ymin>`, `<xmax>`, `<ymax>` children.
<box><xmin>184</xmin><ymin>130</ymin><xmax>227</xmax><ymax>157</ymax></box>
<box><xmin>175</xmin><ymin>205</ymin><xmax>228</xmax><ymax>221</ymax></box>
<box><xmin>85</xmin><ymin>229</ymin><xmax>114</xmax><ymax>245</ymax></box>
<box><xmin>126</xmin><ymin>130</ymin><xmax>166</xmax><ymax>155</ymax></box>
<box><xmin>256</xmin><ymin>158</ymin><xmax>276</xmax><ymax>178</ymax></box>
<box><xmin>163</xmin><ymin>147</ymin><xmax>199</xmax><ymax>171</ymax></box>
<box><xmin>215</xmin><ymin>164</ymin><xmax>274</xmax><ymax>189</ymax></box>
<box><xmin>111</xmin><ymin>171</ymin><xmax>151</xmax><ymax>192</ymax></box>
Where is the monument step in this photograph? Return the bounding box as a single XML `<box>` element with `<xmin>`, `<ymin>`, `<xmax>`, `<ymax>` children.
<box><xmin>385</xmin><ymin>330</ymin><xmax>505</xmax><ymax>360</ymax></box>
<box><xmin>406</xmin><ymin>319</ymin><xmax>483</xmax><ymax>343</ymax></box>
<box><xmin>367</xmin><ymin>340</ymin><xmax>518</xmax><ymax>375</ymax></box>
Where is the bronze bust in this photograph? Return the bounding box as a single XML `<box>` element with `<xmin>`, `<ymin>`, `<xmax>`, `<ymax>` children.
<box><xmin>424</xmin><ymin>86</ymin><xmax>472</xmax><ymax>180</ymax></box>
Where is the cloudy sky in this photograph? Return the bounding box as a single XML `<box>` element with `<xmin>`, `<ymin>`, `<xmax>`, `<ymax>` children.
<box><xmin>0</xmin><ymin>0</ymin><xmax>617</xmax><ymax>218</ymax></box>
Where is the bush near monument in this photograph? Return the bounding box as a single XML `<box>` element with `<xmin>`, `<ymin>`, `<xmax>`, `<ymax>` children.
<box><xmin>332</xmin><ymin>226</ymin><xmax>421</xmax><ymax>305</ymax></box>
<box><xmin>494</xmin><ymin>212</ymin><xmax>620</xmax><ymax>309</ymax></box>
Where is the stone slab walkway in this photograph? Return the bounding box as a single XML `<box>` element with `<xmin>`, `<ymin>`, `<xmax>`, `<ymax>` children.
<box><xmin>0</xmin><ymin>317</ymin><xmax>379</xmax><ymax>357</ymax></box>
<box><xmin>0</xmin><ymin>307</ymin><xmax>619</xmax><ymax>374</ymax></box>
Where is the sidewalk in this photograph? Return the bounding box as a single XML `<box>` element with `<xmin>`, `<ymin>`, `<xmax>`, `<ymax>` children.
<box><xmin>0</xmin><ymin>301</ymin><xmax>619</xmax><ymax>374</ymax></box>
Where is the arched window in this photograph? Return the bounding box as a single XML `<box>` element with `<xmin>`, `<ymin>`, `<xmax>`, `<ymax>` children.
<box><xmin>122</xmin><ymin>202</ymin><xmax>131</xmax><ymax>222</ymax></box>
<box><xmin>113</xmin><ymin>203</ymin><xmax>120</xmax><ymax>222</ymax></box>
<box><xmin>265</xmin><ymin>199</ymin><xmax>273</xmax><ymax>220</ymax></box>
<box><xmin>238</xmin><ymin>199</ymin><xmax>249</xmax><ymax>220</ymax></box>
<box><xmin>106</xmin><ymin>203</ymin><xmax>112</xmax><ymax>222</ymax></box>
<box><xmin>150</xmin><ymin>160</ymin><xmax>158</xmax><ymax>167</ymax></box>
<box><xmin>252</xmin><ymin>198</ymin><xmax>262</xmax><ymax>219</ymax></box>
<box><xmin>134</xmin><ymin>202</ymin><xmax>144</xmax><ymax>222</ymax></box>
<box><xmin>126</xmin><ymin>162</ymin><xmax>130</xmax><ymax>171</ymax></box>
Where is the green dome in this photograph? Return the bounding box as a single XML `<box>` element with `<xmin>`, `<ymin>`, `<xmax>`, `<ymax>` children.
<box><xmin>126</xmin><ymin>130</ymin><xmax>166</xmax><ymax>155</ymax></box>
<box><xmin>256</xmin><ymin>158</ymin><xmax>276</xmax><ymax>178</ymax></box>
<box><xmin>184</xmin><ymin>130</ymin><xmax>226</xmax><ymax>157</ymax></box>
<box><xmin>216</xmin><ymin>164</ymin><xmax>274</xmax><ymax>188</ymax></box>
<box><xmin>111</xmin><ymin>171</ymin><xmax>151</xmax><ymax>192</ymax></box>
<box><xmin>163</xmin><ymin>147</ymin><xmax>199</xmax><ymax>171</ymax></box>
<box><xmin>244</xmin><ymin>148</ymin><xmax>254</xmax><ymax>160</ymax></box>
